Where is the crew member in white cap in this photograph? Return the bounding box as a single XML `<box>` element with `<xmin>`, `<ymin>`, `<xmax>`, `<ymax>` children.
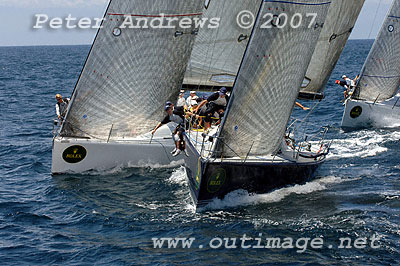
<box><xmin>342</xmin><ymin>75</ymin><xmax>358</xmax><ymax>89</ymax></box>
<box><xmin>186</xmin><ymin>90</ymin><xmax>199</xmax><ymax>109</ymax></box>
<box><xmin>176</xmin><ymin>90</ymin><xmax>186</xmax><ymax>108</ymax></box>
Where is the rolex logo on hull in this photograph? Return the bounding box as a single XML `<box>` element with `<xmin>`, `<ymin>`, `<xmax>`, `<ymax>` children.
<box><xmin>62</xmin><ymin>145</ymin><xmax>87</xmax><ymax>164</ymax></box>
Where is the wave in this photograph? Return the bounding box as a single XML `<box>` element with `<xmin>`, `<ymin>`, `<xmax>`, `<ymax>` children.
<box><xmin>201</xmin><ymin>176</ymin><xmax>351</xmax><ymax>211</ymax></box>
<box><xmin>166</xmin><ymin>166</ymin><xmax>187</xmax><ymax>185</ymax></box>
<box><xmin>327</xmin><ymin>130</ymin><xmax>400</xmax><ymax>160</ymax></box>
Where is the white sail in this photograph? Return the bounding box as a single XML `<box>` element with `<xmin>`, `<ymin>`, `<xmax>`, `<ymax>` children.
<box><xmin>216</xmin><ymin>0</ymin><xmax>330</xmax><ymax>157</ymax></box>
<box><xmin>183</xmin><ymin>0</ymin><xmax>261</xmax><ymax>88</ymax></box>
<box><xmin>61</xmin><ymin>0</ymin><xmax>204</xmax><ymax>139</ymax></box>
<box><xmin>355</xmin><ymin>0</ymin><xmax>400</xmax><ymax>102</ymax></box>
<box><xmin>300</xmin><ymin>0</ymin><xmax>365</xmax><ymax>98</ymax></box>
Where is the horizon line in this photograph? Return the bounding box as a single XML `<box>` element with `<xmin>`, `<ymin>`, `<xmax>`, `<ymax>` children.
<box><xmin>0</xmin><ymin>38</ymin><xmax>376</xmax><ymax>48</ymax></box>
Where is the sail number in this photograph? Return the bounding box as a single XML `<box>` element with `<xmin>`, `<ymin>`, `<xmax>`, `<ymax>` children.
<box><xmin>261</xmin><ymin>13</ymin><xmax>317</xmax><ymax>29</ymax></box>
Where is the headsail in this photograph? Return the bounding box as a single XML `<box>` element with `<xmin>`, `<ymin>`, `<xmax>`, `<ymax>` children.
<box><xmin>183</xmin><ymin>0</ymin><xmax>261</xmax><ymax>89</ymax></box>
<box><xmin>354</xmin><ymin>0</ymin><xmax>400</xmax><ymax>102</ymax></box>
<box><xmin>300</xmin><ymin>0</ymin><xmax>365</xmax><ymax>99</ymax></box>
<box><xmin>61</xmin><ymin>0</ymin><xmax>203</xmax><ymax>139</ymax></box>
<box><xmin>216</xmin><ymin>0</ymin><xmax>330</xmax><ymax>158</ymax></box>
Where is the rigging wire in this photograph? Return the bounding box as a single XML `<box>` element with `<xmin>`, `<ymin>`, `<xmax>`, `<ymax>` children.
<box><xmin>289</xmin><ymin>100</ymin><xmax>323</xmax><ymax>143</ymax></box>
<box><xmin>367</xmin><ymin>0</ymin><xmax>383</xmax><ymax>39</ymax></box>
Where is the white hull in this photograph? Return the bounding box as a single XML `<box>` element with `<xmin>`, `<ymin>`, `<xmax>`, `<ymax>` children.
<box><xmin>341</xmin><ymin>94</ymin><xmax>400</xmax><ymax>130</ymax></box>
<box><xmin>51</xmin><ymin>124</ymin><xmax>183</xmax><ymax>174</ymax></box>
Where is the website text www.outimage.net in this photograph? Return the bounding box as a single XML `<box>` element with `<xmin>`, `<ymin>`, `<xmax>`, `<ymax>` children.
<box><xmin>152</xmin><ymin>234</ymin><xmax>382</xmax><ymax>253</ymax></box>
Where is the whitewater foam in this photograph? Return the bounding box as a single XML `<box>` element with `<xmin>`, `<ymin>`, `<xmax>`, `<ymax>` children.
<box><xmin>166</xmin><ymin>166</ymin><xmax>187</xmax><ymax>185</ymax></box>
<box><xmin>201</xmin><ymin>176</ymin><xmax>346</xmax><ymax>211</ymax></box>
<box><xmin>327</xmin><ymin>130</ymin><xmax>400</xmax><ymax>160</ymax></box>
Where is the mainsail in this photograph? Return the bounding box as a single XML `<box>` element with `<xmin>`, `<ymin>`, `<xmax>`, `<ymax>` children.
<box><xmin>355</xmin><ymin>0</ymin><xmax>400</xmax><ymax>102</ymax></box>
<box><xmin>183</xmin><ymin>0</ymin><xmax>261</xmax><ymax>88</ymax></box>
<box><xmin>61</xmin><ymin>0</ymin><xmax>203</xmax><ymax>139</ymax></box>
<box><xmin>216</xmin><ymin>0</ymin><xmax>330</xmax><ymax>158</ymax></box>
<box><xmin>300</xmin><ymin>0</ymin><xmax>365</xmax><ymax>98</ymax></box>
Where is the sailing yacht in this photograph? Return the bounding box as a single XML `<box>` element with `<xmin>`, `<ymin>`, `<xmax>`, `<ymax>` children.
<box><xmin>52</xmin><ymin>0</ymin><xmax>204</xmax><ymax>174</ymax></box>
<box><xmin>341</xmin><ymin>0</ymin><xmax>400</xmax><ymax>130</ymax></box>
<box><xmin>183</xmin><ymin>0</ymin><xmax>332</xmax><ymax>208</ymax></box>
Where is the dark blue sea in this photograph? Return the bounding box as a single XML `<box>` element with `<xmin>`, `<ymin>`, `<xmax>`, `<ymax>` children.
<box><xmin>0</xmin><ymin>40</ymin><xmax>399</xmax><ymax>265</ymax></box>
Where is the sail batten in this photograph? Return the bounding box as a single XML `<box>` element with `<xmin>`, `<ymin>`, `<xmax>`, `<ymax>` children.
<box><xmin>300</xmin><ymin>0</ymin><xmax>365</xmax><ymax>97</ymax></box>
<box><xmin>216</xmin><ymin>0</ymin><xmax>331</xmax><ymax>158</ymax></box>
<box><xmin>355</xmin><ymin>0</ymin><xmax>400</xmax><ymax>102</ymax></box>
<box><xmin>61</xmin><ymin>0</ymin><xmax>204</xmax><ymax>139</ymax></box>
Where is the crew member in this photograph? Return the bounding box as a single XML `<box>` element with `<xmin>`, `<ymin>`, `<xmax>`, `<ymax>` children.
<box><xmin>176</xmin><ymin>90</ymin><xmax>186</xmax><ymax>109</ymax></box>
<box><xmin>186</xmin><ymin>91</ymin><xmax>199</xmax><ymax>109</ymax></box>
<box><xmin>195</xmin><ymin>87</ymin><xmax>230</xmax><ymax>130</ymax></box>
<box><xmin>152</xmin><ymin>102</ymin><xmax>190</xmax><ymax>157</ymax></box>
<box><xmin>335</xmin><ymin>79</ymin><xmax>350</xmax><ymax>99</ymax></box>
<box><xmin>342</xmin><ymin>75</ymin><xmax>359</xmax><ymax>90</ymax></box>
<box><xmin>55</xmin><ymin>94</ymin><xmax>70</xmax><ymax>122</ymax></box>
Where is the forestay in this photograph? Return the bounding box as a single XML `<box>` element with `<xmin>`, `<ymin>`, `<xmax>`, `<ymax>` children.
<box><xmin>183</xmin><ymin>0</ymin><xmax>261</xmax><ymax>88</ymax></box>
<box><xmin>301</xmin><ymin>0</ymin><xmax>365</xmax><ymax>97</ymax></box>
<box><xmin>216</xmin><ymin>0</ymin><xmax>331</xmax><ymax>158</ymax></box>
<box><xmin>355</xmin><ymin>0</ymin><xmax>400</xmax><ymax>102</ymax></box>
<box><xmin>61</xmin><ymin>0</ymin><xmax>203</xmax><ymax>139</ymax></box>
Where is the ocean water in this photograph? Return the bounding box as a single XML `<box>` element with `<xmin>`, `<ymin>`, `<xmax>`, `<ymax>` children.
<box><xmin>0</xmin><ymin>40</ymin><xmax>399</xmax><ymax>265</ymax></box>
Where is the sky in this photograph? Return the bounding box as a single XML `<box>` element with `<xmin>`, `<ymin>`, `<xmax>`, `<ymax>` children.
<box><xmin>0</xmin><ymin>0</ymin><xmax>393</xmax><ymax>46</ymax></box>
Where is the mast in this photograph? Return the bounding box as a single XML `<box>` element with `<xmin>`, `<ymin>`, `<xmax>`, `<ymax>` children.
<box><xmin>299</xmin><ymin>0</ymin><xmax>365</xmax><ymax>100</ymax></box>
<box><xmin>215</xmin><ymin>0</ymin><xmax>331</xmax><ymax>158</ymax></box>
<box><xmin>61</xmin><ymin>0</ymin><xmax>204</xmax><ymax>139</ymax></box>
<box><xmin>354</xmin><ymin>0</ymin><xmax>400</xmax><ymax>102</ymax></box>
